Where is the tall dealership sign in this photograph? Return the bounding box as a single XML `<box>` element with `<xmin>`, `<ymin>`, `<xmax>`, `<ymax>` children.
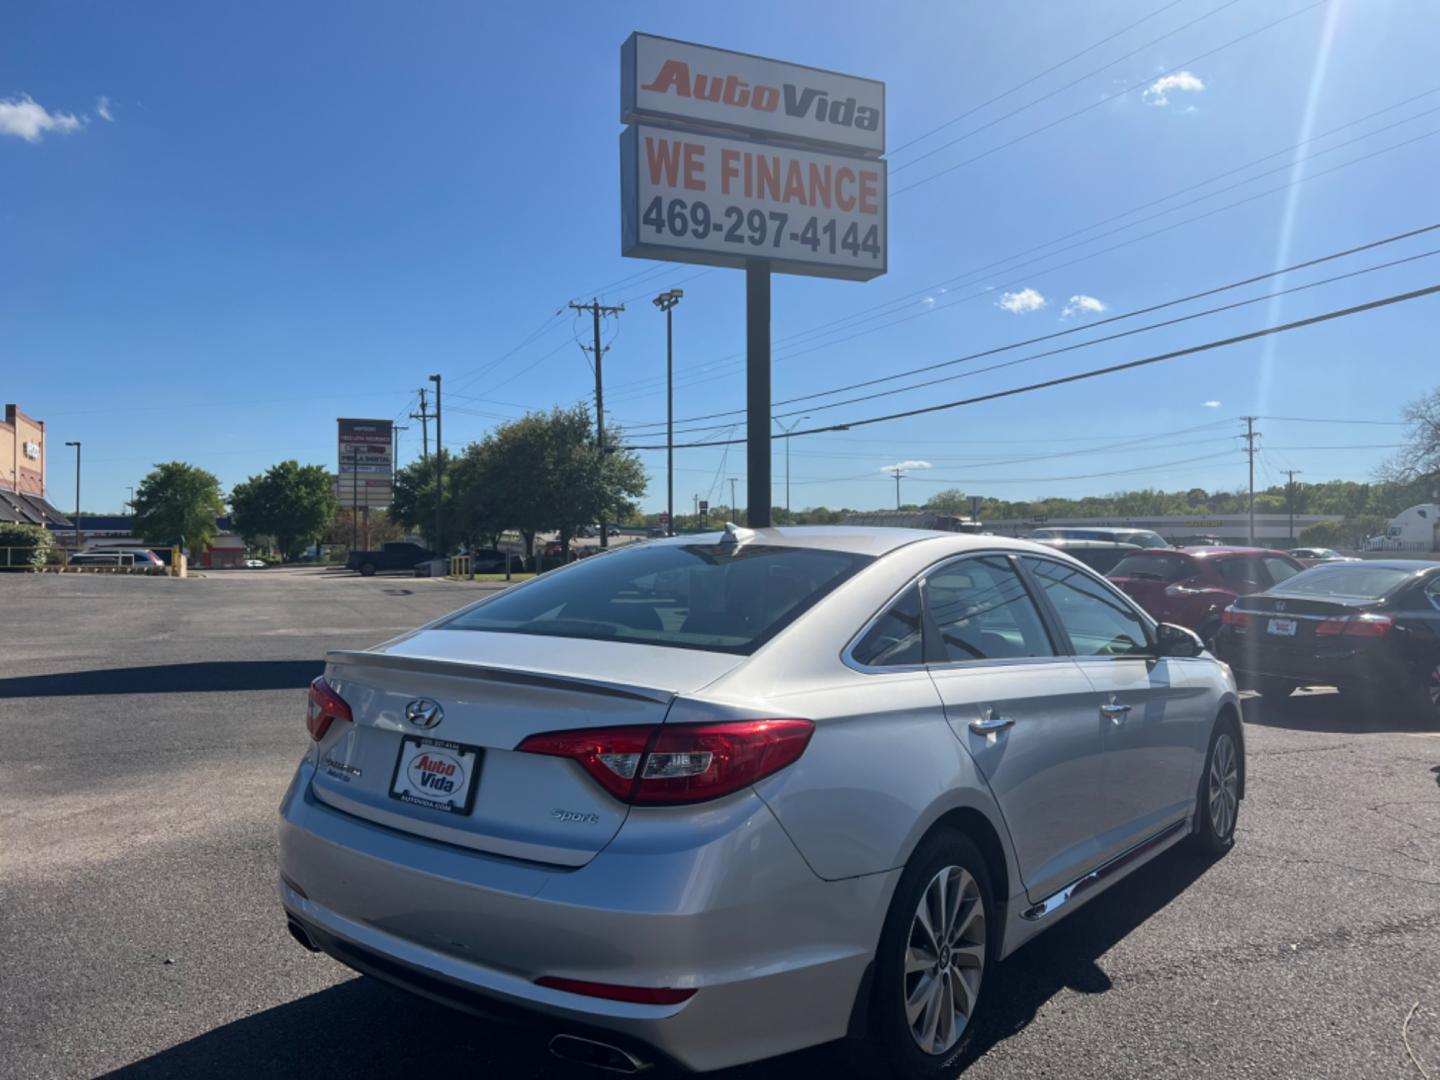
<box><xmin>336</xmin><ymin>418</ymin><xmax>394</xmax><ymax>509</ymax></box>
<box><xmin>621</xmin><ymin>34</ymin><xmax>886</xmax><ymax>524</ymax></box>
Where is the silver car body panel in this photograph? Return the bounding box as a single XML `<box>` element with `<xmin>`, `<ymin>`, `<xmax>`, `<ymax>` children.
<box><xmin>279</xmin><ymin>527</ymin><xmax>1239</xmax><ymax>1072</ymax></box>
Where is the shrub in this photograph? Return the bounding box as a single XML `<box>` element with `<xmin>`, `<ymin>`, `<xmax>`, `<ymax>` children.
<box><xmin>0</xmin><ymin>522</ymin><xmax>54</xmax><ymax>570</ymax></box>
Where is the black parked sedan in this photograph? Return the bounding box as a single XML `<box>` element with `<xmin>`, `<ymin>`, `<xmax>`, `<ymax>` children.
<box><xmin>1214</xmin><ymin>559</ymin><xmax>1440</xmax><ymax>717</ymax></box>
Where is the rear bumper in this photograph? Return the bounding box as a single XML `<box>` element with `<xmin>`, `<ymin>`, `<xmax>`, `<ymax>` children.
<box><xmin>277</xmin><ymin>763</ymin><xmax>895</xmax><ymax>1072</ymax></box>
<box><xmin>1214</xmin><ymin>630</ymin><xmax>1405</xmax><ymax>690</ymax></box>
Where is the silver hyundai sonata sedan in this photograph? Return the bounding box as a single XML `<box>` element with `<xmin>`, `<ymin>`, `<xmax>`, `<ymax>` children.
<box><xmin>278</xmin><ymin>525</ymin><xmax>1243</xmax><ymax>1077</ymax></box>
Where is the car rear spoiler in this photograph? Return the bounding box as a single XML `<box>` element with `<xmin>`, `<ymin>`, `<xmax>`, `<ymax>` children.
<box><xmin>324</xmin><ymin>649</ymin><xmax>675</xmax><ymax>705</ymax></box>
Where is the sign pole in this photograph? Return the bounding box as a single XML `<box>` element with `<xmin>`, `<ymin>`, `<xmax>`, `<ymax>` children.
<box><xmin>746</xmin><ymin>261</ymin><xmax>772</xmax><ymax>528</ymax></box>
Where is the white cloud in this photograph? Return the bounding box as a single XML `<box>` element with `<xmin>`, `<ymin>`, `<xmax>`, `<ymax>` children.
<box><xmin>96</xmin><ymin>96</ymin><xmax>113</xmax><ymax>122</ymax></box>
<box><xmin>882</xmin><ymin>460</ymin><xmax>933</xmax><ymax>472</ymax></box>
<box><xmin>997</xmin><ymin>287</ymin><xmax>1047</xmax><ymax>314</ymax></box>
<box><xmin>1061</xmin><ymin>294</ymin><xmax>1107</xmax><ymax>319</ymax></box>
<box><xmin>0</xmin><ymin>94</ymin><xmax>84</xmax><ymax>142</ymax></box>
<box><xmin>1202</xmin><ymin>400</ymin><xmax>1222</xmax><ymax>409</ymax></box>
<box><xmin>1143</xmin><ymin>71</ymin><xmax>1205</xmax><ymax>107</ymax></box>
<box><xmin>922</xmin><ymin>295</ymin><xmax>936</xmax><ymax>307</ymax></box>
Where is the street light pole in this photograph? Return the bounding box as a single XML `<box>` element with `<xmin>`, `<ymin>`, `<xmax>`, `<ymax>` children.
<box><xmin>64</xmin><ymin>441</ymin><xmax>81</xmax><ymax>550</ymax></box>
<box><xmin>652</xmin><ymin>289</ymin><xmax>683</xmax><ymax>537</ymax></box>
<box><xmin>772</xmin><ymin>415</ymin><xmax>811</xmax><ymax>517</ymax></box>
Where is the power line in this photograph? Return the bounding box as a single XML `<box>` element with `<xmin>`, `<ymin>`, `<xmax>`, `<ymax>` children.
<box><xmin>1258</xmin><ymin>415</ymin><xmax>1407</xmax><ymax>425</ymax></box>
<box><xmin>625</xmin><ymin>232</ymin><xmax>1440</xmax><ymax>434</ymax></box>
<box><xmin>891</xmin><ymin>0</ymin><xmax>1246</xmax><ymax>172</ymax></box>
<box><xmin>887</xmin><ymin>0</ymin><xmax>1192</xmax><ymax>157</ymax></box>
<box><xmin>608</xmin><ymin>117</ymin><xmax>1440</xmax><ymax>409</ymax></box>
<box><xmin>891</xmin><ymin>0</ymin><xmax>1329</xmax><ymax>197</ymax></box>
<box><xmin>622</xmin><ymin>283</ymin><xmax>1440</xmax><ymax>450</ymax></box>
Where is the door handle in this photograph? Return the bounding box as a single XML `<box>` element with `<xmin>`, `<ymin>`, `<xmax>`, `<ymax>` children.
<box><xmin>1101</xmin><ymin>701</ymin><xmax>1132</xmax><ymax>724</ymax></box>
<box><xmin>969</xmin><ymin>710</ymin><xmax>1015</xmax><ymax>735</ymax></box>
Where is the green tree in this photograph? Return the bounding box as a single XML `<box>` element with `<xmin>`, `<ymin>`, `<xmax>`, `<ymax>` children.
<box><xmin>131</xmin><ymin>462</ymin><xmax>224</xmax><ymax>552</ymax></box>
<box><xmin>389</xmin><ymin>449</ymin><xmax>460</xmax><ymax>552</ymax></box>
<box><xmin>230</xmin><ymin>460</ymin><xmax>338</xmax><ymax>561</ymax></box>
<box><xmin>0</xmin><ymin>522</ymin><xmax>53</xmax><ymax>570</ymax></box>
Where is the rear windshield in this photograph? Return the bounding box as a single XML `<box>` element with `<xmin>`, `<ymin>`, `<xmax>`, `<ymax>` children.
<box><xmin>1275</xmin><ymin>565</ymin><xmax>1417</xmax><ymax>600</ymax></box>
<box><xmin>1109</xmin><ymin>553</ymin><xmax>1191</xmax><ymax>581</ymax></box>
<box><xmin>441</xmin><ymin>542</ymin><xmax>872</xmax><ymax>654</ymax></box>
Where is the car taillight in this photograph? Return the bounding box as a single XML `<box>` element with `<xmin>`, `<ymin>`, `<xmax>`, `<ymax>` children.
<box><xmin>1221</xmin><ymin>607</ymin><xmax>1251</xmax><ymax>628</ymax></box>
<box><xmin>1317</xmin><ymin>614</ymin><xmax>1393</xmax><ymax>637</ymax></box>
<box><xmin>516</xmin><ymin>719</ymin><xmax>815</xmax><ymax>806</ymax></box>
<box><xmin>535</xmin><ymin>976</ymin><xmax>696</xmax><ymax>1005</ymax></box>
<box><xmin>306</xmin><ymin>676</ymin><xmax>352</xmax><ymax>740</ymax></box>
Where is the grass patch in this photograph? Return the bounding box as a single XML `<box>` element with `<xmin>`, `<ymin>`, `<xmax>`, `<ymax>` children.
<box><xmin>448</xmin><ymin>572</ymin><xmax>535</xmax><ymax>583</ymax></box>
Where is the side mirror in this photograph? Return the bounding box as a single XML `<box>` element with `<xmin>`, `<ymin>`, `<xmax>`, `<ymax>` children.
<box><xmin>1156</xmin><ymin>622</ymin><xmax>1205</xmax><ymax>658</ymax></box>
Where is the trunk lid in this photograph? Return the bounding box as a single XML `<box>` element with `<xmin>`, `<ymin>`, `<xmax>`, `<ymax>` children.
<box><xmin>309</xmin><ymin>629</ymin><xmax>744</xmax><ymax>867</ymax></box>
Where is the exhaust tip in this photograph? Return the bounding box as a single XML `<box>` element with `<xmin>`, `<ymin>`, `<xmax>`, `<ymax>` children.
<box><xmin>548</xmin><ymin>1034</ymin><xmax>650</xmax><ymax>1074</ymax></box>
<box><xmin>286</xmin><ymin>919</ymin><xmax>320</xmax><ymax>953</ymax></box>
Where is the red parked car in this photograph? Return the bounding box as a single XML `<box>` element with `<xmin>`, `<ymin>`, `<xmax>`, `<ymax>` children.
<box><xmin>1106</xmin><ymin>546</ymin><xmax>1306</xmax><ymax>643</ymax></box>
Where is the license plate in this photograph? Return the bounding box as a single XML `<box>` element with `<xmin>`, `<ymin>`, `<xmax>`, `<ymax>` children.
<box><xmin>389</xmin><ymin>736</ymin><xmax>482</xmax><ymax>815</ymax></box>
<box><xmin>1267</xmin><ymin>618</ymin><xmax>1297</xmax><ymax>637</ymax></box>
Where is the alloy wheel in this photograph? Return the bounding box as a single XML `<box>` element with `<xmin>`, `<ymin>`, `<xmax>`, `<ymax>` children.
<box><xmin>1428</xmin><ymin>663</ymin><xmax>1440</xmax><ymax>715</ymax></box>
<box><xmin>1208</xmin><ymin>732</ymin><xmax>1240</xmax><ymax>839</ymax></box>
<box><xmin>904</xmin><ymin>865</ymin><xmax>986</xmax><ymax>1056</ymax></box>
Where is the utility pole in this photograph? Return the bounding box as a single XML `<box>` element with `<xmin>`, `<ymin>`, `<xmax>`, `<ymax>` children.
<box><xmin>64</xmin><ymin>441</ymin><xmax>81</xmax><ymax>550</ymax></box>
<box><xmin>1242</xmin><ymin>417</ymin><xmax>1260</xmax><ymax>546</ymax></box>
<box><xmin>410</xmin><ymin>389</ymin><xmax>433</xmax><ymax>465</ymax></box>
<box><xmin>429</xmin><ymin>373</ymin><xmax>443</xmax><ymax>553</ymax></box>
<box><xmin>653</xmin><ymin>289</ymin><xmax>683</xmax><ymax>537</ymax></box>
<box><xmin>888</xmin><ymin>466</ymin><xmax>905</xmax><ymax>510</ymax></box>
<box><xmin>774</xmin><ymin>415</ymin><xmax>810</xmax><ymax>517</ymax></box>
<box><xmin>693</xmin><ymin>493</ymin><xmax>699</xmax><ymax>525</ymax></box>
<box><xmin>392</xmin><ymin>425</ymin><xmax>408</xmax><ymax>474</ymax></box>
<box><xmin>125</xmin><ymin>485</ymin><xmax>134</xmax><ymax>516</ymax></box>
<box><xmin>570</xmin><ymin>298</ymin><xmax>625</xmax><ymax>548</ymax></box>
<box><xmin>1284</xmin><ymin>469</ymin><xmax>1303</xmax><ymax>543</ymax></box>
<box><xmin>728</xmin><ymin>477</ymin><xmax>739</xmax><ymax>523</ymax></box>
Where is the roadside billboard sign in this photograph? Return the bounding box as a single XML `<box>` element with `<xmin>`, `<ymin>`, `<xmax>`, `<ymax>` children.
<box><xmin>622</xmin><ymin>124</ymin><xmax>886</xmax><ymax>281</ymax></box>
<box><xmin>622</xmin><ymin>33</ymin><xmax>884</xmax><ymax>156</ymax></box>
<box><xmin>337</xmin><ymin>418</ymin><xmax>393</xmax><ymax>508</ymax></box>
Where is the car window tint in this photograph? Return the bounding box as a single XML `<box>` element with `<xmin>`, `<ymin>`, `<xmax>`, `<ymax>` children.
<box><xmin>1271</xmin><ymin>564</ymin><xmax>1414</xmax><ymax>599</ymax></box>
<box><xmin>1262</xmin><ymin>557</ymin><xmax>1301</xmax><ymax>585</ymax></box>
<box><xmin>851</xmin><ymin>584</ymin><xmax>924</xmax><ymax>667</ymax></box>
<box><xmin>1025</xmin><ymin>558</ymin><xmax>1151</xmax><ymax>657</ymax></box>
<box><xmin>442</xmin><ymin>542</ymin><xmax>871</xmax><ymax>655</ymax></box>
<box><xmin>1216</xmin><ymin>558</ymin><xmax>1265</xmax><ymax>587</ymax></box>
<box><xmin>1426</xmin><ymin>576</ymin><xmax>1440</xmax><ymax>607</ymax></box>
<box><xmin>923</xmin><ymin>556</ymin><xmax>1053</xmax><ymax>662</ymax></box>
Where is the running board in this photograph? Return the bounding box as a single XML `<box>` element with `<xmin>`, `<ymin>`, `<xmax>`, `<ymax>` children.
<box><xmin>1021</xmin><ymin>820</ymin><xmax>1188</xmax><ymax>921</ymax></box>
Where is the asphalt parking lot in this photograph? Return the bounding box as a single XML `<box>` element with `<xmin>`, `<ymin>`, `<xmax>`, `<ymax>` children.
<box><xmin>1</xmin><ymin>568</ymin><xmax>1437</xmax><ymax>1080</ymax></box>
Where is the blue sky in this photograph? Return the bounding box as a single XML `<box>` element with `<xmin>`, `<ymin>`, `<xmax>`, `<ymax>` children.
<box><xmin>4</xmin><ymin>0</ymin><xmax>1438</xmax><ymax>515</ymax></box>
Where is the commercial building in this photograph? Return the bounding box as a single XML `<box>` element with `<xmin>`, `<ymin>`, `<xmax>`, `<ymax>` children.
<box><xmin>0</xmin><ymin>403</ymin><xmax>72</xmax><ymax>529</ymax></box>
<box><xmin>43</xmin><ymin>514</ymin><xmax>248</xmax><ymax>569</ymax></box>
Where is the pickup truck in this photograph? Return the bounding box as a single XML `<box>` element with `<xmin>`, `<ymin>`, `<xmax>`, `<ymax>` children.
<box><xmin>346</xmin><ymin>542</ymin><xmax>436</xmax><ymax>577</ymax></box>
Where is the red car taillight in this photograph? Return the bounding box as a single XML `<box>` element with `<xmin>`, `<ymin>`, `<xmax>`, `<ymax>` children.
<box><xmin>1221</xmin><ymin>607</ymin><xmax>1251</xmax><ymax>628</ymax></box>
<box><xmin>1316</xmin><ymin>613</ymin><xmax>1394</xmax><ymax>637</ymax></box>
<box><xmin>306</xmin><ymin>676</ymin><xmax>352</xmax><ymax>741</ymax></box>
<box><xmin>516</xmin><ymin>719</ymin><xmax>815</xmax><ymax>806</ymax></box>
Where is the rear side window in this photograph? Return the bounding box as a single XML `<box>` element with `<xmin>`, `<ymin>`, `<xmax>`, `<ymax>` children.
<box><xmin>1216</xmin><ymin>558</ymin><xmax>1266</xmax><ymax>587</ymax></box>
<box><xmin>923</xmin><ymin>556</ymin><xmax>1054</xmax><ymax>662</ymax></box>
<box><xmin>1025</xmin><ymin>558</ymin><xmax>1152</xmax><ymax>657</ymax></box>
<box><xmin>1065</xmin><ymin>547</ymin><xmax>1129</xmax><ymax>574</ymax></box>
<box><xmin>851</xmin><ymin>584</ymin><xmax>924</xmax><ymax>667</ymax></box>
<box><xmin>442</xmin><ymin>542</ymin><xmax>871</xmax><ymax>655</ymax></box>
<box><xmin>1109</xmin><ymin>553</ymin><xmax>1190</xmax><ymax>581</ymax></box>
<box><xmin>1262</xmin><ymin>557</ymin><xmax>1301</xmax><ymax>585</ymax></box>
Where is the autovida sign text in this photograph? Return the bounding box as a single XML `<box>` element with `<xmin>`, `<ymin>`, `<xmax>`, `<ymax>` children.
<box><xmin>621</xmin><ymin>33</ymin><xmax>886</xmax><ymax>283</ymax></box>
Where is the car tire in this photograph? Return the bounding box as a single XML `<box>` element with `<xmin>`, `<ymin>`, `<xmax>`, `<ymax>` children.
<box><xmin>864</xmin><ymin>831</ymin><xmax>995</xmax><ymax>1080</ymax></box>
<box><xmin>358</xmin><ymin>562</ymin><xmax>376</xmax><ymax>577</ymax></box>
<box><xmin>1189</xmin><ymin>715</ymin><xmax>1241</xmax><ymax>855</ymax></box>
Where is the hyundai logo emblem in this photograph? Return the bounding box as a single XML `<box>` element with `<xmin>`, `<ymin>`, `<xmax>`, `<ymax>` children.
<box><xmin>404</xmin><ymin>698</ymin><xmax>444</xmax><ymax>730</ymax></box>
<box><xmin>1275</xmin><ymin>601</ymin><xmax>1287</xmax><ymax>612</ymax></box>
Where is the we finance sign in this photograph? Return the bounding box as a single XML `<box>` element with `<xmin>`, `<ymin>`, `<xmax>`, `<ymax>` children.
<box><xmin>622</xmin><ymin>33</ymin><xmax>884</xmax><ymax>157</ymax></box>
<box><xmin>622</xmin><ymin>125</ymin><xmax>886</xmax><ymax>280</ymax></box>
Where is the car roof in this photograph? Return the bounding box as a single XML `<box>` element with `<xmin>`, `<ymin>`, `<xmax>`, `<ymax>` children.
<box><xmin>644</xmin><ymin>525</ymin><xmax>1053</xmax><ymax>558</ymax></box>
<box><xmin>1033</xmin><ymin>538</ymin><xmax>1142</xmax><ymax>550</ymax></box>
<box><xmin>1178</xmin><ymin>546</ymin><xmax>1293</xmax><ymax>557</ymax></box>
<box><xmin>1318</xmin><ymin>558</ymin><xmax>1440</xmax><ymax>572</ymax></box>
